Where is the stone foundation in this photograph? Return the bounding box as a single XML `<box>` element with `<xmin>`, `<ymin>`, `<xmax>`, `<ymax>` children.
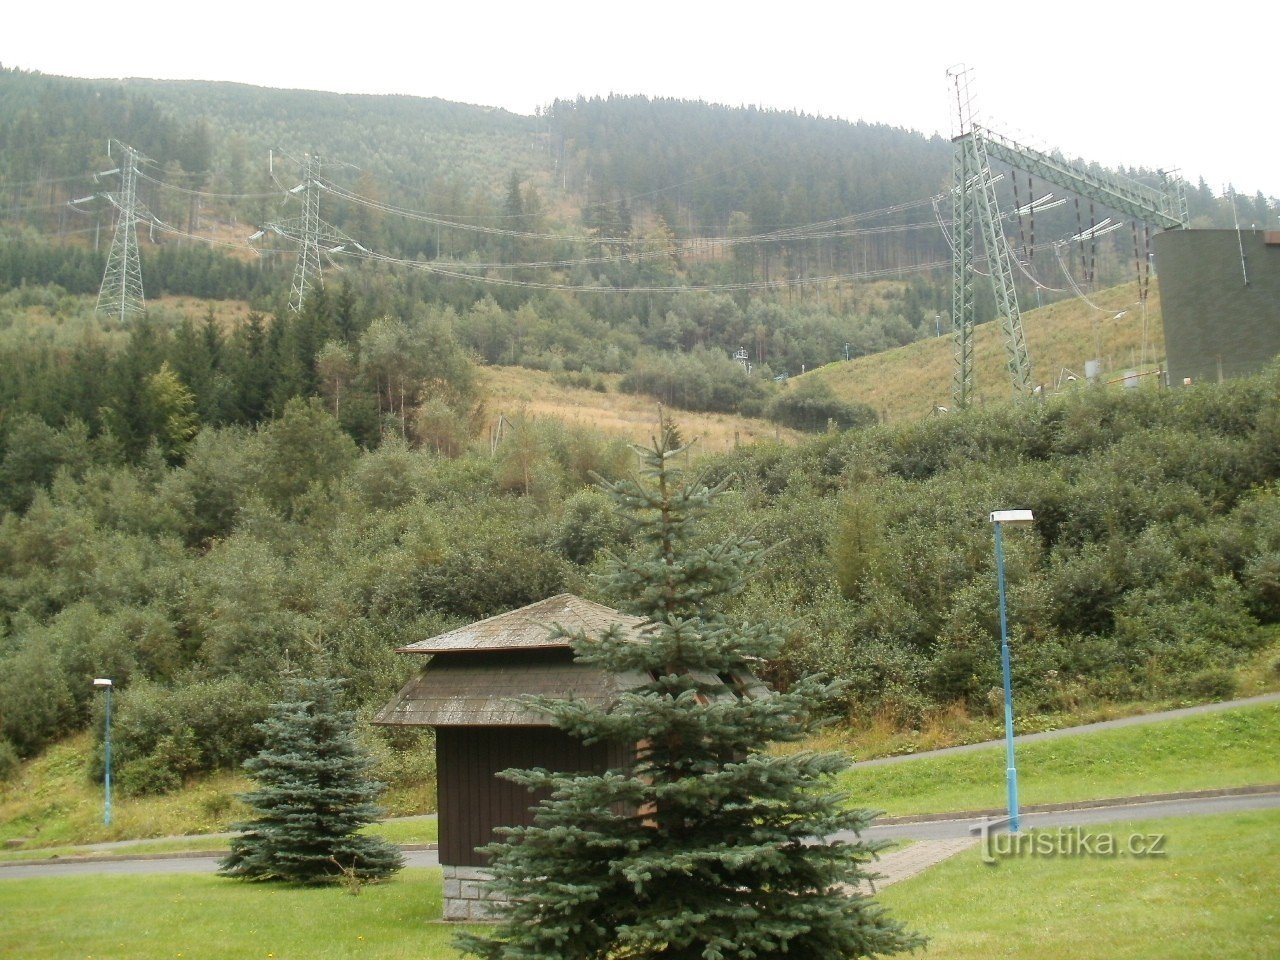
<box><xmin>442</xmin><ymin>865</ymin><xmax>506</xmax><ymax>922</ymax></box>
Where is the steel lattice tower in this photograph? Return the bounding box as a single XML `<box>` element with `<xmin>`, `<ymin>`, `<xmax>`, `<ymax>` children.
<box><xmin>946</xmin><ymin>67</ymin><xmax>1186</xmax><ymax>409</ymax></box>
<box><xmin>260</xmin><ymin>154</ymin><xmax>363</xmax><ymax>313</ymax></box>
<box><xmin>96</xmin><ymin>143</ymin><xmax>147</xmax><ymax>323</ymax></box>
<box><xmin>948</xmin><ymin>68</ymin><xmax>1030</xmax><ymax>408</ymax></box>
<box><xmin>289</xmin><ymin>153</ymin><xmax>324</xmax><ymax>313</ymax></box>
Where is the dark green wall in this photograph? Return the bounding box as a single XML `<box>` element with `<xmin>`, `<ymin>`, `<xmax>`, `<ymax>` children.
<box><xmin>1155</xmin><ymin>229</ymin><xmax>1280</xmax><ymax>385</ymax></box>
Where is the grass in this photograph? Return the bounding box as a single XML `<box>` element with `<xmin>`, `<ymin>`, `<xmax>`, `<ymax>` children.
<box><xmin>803</xmin><ymin>279</ymin><xmax>1166</xmax><ymax>424</ymax></box>
<box><xmin>0</xmin><ymin>733</ymin><xmax>254</xmax><ymax>849</ymax></box>
<box><xmin>880</xmin><ymin>808</ymin><xmax>1280</xmax><ymax>959</ymax></box>
<box><xmin>842</xmin><ymin>702</ymin><xmax>1280</xmax><ymax>817</ymax></box>
<box><xmin>478</xmin><ymin>365</ymin><xmax>804</xmax><ymax>452</ymax></box>
<box><xmin>0</xmin><ymin>867</ymin><xmax>472</xmax><ymax>960</ymax></box>
<box><xmin>0</xmin><ymin>731</ymin><xmax>440</xmax><ymax>852</ymax></box>
<box><xmin>0</xmin><ymin>820</ymin><xmax>438</xmax><ymax>864</ymax></box>
<box><xmin>1</xmin><ymin>812</ymin><xmax>1273</xmax><ymax>959</ymax></box>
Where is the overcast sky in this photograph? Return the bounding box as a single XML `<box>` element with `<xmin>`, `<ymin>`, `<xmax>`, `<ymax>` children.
<box><xmin>5</xmin><ymin>1</ymin><xmax>1276</xmax><ymax>201</ymax></box>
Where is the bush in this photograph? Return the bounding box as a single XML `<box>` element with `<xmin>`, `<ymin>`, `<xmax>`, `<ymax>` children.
<box><xmin>765</xmin><ymin>379</ymin><xmax>878</xmax><ymax>432</ymax></box>
<box><xmin>1180</xmin><ymin>668</ymin><xmax>1238</xmax><ymax>702</ymax></box>
<box><xmin>109</xmin><ymin>677</ymin><xmax>271</xmax><ymax>790</ymax></box>
<box><xmin>0</xmin><ymin>738</ymin><xmax>20</xmax><ymax>782</ymax></box>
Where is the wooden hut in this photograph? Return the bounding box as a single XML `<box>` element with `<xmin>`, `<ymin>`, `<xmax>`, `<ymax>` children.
<box><xmin>374</xmin><ymin>593</ymin><xmax>650</xmax><ymax>921</ymax></box>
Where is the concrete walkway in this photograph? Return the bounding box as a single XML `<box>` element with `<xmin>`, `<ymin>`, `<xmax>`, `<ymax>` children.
<box><xmin>851</xmin><ymin>691</ymin><xmax>1280</xmax><ymax>769</ymax></box>
<box><xmin>858</xmin><ymin>838</ymin><xmax>978</xmax><ymax>893</ymax></box>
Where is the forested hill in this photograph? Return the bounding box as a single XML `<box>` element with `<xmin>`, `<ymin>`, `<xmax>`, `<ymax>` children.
<box><xmin>2</xmin><ymin>66</ymin><xmax>1264</xmax><ymax>302</ymax></box>
<box><xmin>121</xmin><ymin>78</ymin><xmax>543</xmax><ymax>200</ymax></box>
<box><xmin>544</xmin><ymin>96</ymin><xmax>951</xmax><ymax>234</ymax></box>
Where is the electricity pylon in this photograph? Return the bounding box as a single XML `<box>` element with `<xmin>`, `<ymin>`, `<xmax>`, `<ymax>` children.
<box><xmin>260</xmin><ymin>154</ymin><xmax>366</xmax><ymax>313</ymax></box>
<box><xmin>948</xmin><ymin>67</ymin><xmax>1030</xmax><ymax>408</ymax></box>
<box><xmin>946</xmin><ymin>67</ymin><xmax>1187</xmax><ymax>409</ymax></box>
<box><xmin>95</xmin><ymin>142</ymin><xmax>149</xmax><ymax>323</ymax></box>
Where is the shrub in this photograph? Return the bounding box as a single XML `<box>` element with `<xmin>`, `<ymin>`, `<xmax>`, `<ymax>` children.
<box><xmin>765</xmin><ymin>379</ymin><xmax>878</xmax><ymax>433</ymax></box>
<box><xmin>0</xmin><ymin>738</ymin><xmax>20</xmax><ymax>782</ymax></box>
<box><xmin>109</xmin><ymin>677</ymin><xmax>271</xmax><ymax>790</ymax></box>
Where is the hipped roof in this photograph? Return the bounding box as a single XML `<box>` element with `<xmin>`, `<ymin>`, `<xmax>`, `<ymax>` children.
<box><xmin>375</xmin><ymin>593</ymin><xmax>769</xmax><ymax>728</ymax></box>
<box><xmin>395</xmin><ymin>593</ymin><xmax>648</xmax><ymax>654</ymax></box>
<box><xmin>373</xmin><ymin>651</ymin><xmax>650</xmax><ymax>727</ymax></box>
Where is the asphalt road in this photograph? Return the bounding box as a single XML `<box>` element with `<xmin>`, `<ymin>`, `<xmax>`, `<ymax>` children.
<box><xmin>4</xmin><ymin>791</ymin><xmax>1277</xmax><ymax>880</ymax></box>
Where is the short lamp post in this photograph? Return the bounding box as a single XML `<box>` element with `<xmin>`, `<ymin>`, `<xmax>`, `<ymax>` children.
<box><xmin>93</xmin><ymin>678</ymin><xmax>113</xmax><ymax>826</ymax></box>
<box><xmin>990</xmin><ymin>510</ymin><xmax>1034</xmax><ymax>832</ymax></box>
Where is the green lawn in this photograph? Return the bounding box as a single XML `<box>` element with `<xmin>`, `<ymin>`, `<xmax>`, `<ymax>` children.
<box><xmin>880</xmin><ymin>808</ymin><xmax>1280</xmax><ymax>959</ymax></box>
<box><xmin>0</xmin><ymin>868</ymin><xmax>471</xmax><ymax>960</ymax></box>
<box><xmin>0</xmin><ymin>819</ymin><xmax>439</xmax><ymax>864</ymax></box>
<box><xmin>2</xmin><ymin>810</ymin><xmax>1274</xmax><ymax>959</ymax></box>
<box><xmin>843</xmin><ymin>702</ymin><xmax>1280</xmax><ymax>817</ymax></box>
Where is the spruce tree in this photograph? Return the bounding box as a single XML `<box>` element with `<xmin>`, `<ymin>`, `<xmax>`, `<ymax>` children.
<box><xmin>219</xmin><ymin>677</ymin><xmax>403</xmax><ymax>885</ymax></box>
<box><xmin>459</xmin><ymin>430</ymin><xmax>922</xmax><ymax>960</ymax></box>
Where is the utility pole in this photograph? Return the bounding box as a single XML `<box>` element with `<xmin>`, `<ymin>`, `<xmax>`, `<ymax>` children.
<box><xmin>95</xmin><ymin>142</ymin><xmax>149</xmax><ymax>324</ymax></box>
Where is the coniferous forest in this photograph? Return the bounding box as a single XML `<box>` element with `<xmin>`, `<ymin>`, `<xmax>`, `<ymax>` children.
<box><xmin>1</xmin><ymin>65</ymin><xmax>1278</xmax><ymax>802</ymax></box>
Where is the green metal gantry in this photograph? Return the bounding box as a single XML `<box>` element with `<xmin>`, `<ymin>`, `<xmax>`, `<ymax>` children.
<box><xmin>947</xmin><ymin>68</ymin><xmax>1188</xmax><ymax>409</ymax></box>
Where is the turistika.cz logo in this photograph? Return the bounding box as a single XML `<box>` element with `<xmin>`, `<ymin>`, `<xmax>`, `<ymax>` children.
<box><xmin>970</xmin><ymin>820</ymin><xmax>1168</xmax><ymax>865</ymax></box>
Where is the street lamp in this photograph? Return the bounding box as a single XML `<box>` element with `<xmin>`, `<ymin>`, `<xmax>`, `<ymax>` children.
<box><xmin>93</xmin><ymin>678</ymin><xmax>113</xmax><ymax>826</ymax></box>
<box><xmin>989</xmin><ymin>510</ymin><xmax>1034</xmax><ymax>832</ymax></box>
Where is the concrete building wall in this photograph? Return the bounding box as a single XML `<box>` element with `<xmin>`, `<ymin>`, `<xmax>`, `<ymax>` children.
<box><xmin>1154</xmin><ymin>229</ymin><xmax>1280</xmax><ymax>385</ymax></box>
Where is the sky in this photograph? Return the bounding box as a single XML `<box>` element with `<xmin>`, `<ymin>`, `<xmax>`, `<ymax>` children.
<box><xmin>5</xmin><ymin>1</ymin><xmax>1277</xmax><ymax>201</ymax></box>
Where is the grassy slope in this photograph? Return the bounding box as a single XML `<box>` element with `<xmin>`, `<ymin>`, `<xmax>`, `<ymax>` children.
<box><xmin>801</xmin><ymin>280</ymin><xmax>1165</xmax><ymax>423</ymax></box>
<box><xmin>478</xmin><ymin>365</ymin><xmax>804</xmax><ymax>451</ymax></box>
<box><xmin>0</xmin><ymin>732</ymin><xmax>438</xmax><ymax>854</ymax></box>
<box><xmin>2</xmin><ymin>810</ymin><xmax>1274</xmax><ymax>959</ymax></box>
<box><xmin>7</xmin><ymin>703</ymin><xmax>1277</xmax><ymax>853</ymax></box>
<box><xmin>881</xmin><ymin>808</ymin><xmax>1279</xmax><ymax>960</ymax></box>
<box><xmin>842</xmin><ymin>702</ymin><xmax>1280</xmax><ymax>817</ymax></box>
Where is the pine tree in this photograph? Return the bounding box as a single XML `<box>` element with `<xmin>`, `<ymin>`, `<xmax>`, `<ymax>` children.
<box><xmin>459</xmin><ymin>429</ymin><xmax>923</xmax><ymax>960</ymax></box>
<box><xmin>219</xmin><ymin>677</ymin><xmax>404</xmax><ymax>885</ymax></box>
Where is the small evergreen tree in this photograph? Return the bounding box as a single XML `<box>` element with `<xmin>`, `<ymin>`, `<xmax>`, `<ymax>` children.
<box><xmin>219</xmin><ymin>677</ymin><xmax>403</xmax><ymax>885</ymax></box>
<box><xmin>459</xmin><ymin>430</ymin><xmax>922</xmax><ymax>960</ymax></box>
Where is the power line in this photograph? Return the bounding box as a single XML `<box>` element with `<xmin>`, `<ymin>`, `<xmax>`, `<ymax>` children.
<box><xmin>134</xmin><ymin>168</ymin><xmax>284</xmax><ymax>201</ymax></box>
<box><xmin>342</xmin><ymin>244</ymin><xmax>953</xmax><ymax>294</ymax></box>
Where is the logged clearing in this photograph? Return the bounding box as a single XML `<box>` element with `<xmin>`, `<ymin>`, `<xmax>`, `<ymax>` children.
<box><xmin>148</xmin><ymin>295</ymin><xmax>256</xmax><ymax>330</ymax></box>
<box><xmin>478</xmin><ymin>366</ymin><xmax>804</xmax><ymax>452</ymax></box>
<box><xmin>801</xmin><ymin>280</ymin><xmax>1166</xmax><ymax>424</ymax></box>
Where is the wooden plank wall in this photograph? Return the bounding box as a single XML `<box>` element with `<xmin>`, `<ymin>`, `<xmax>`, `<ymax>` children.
<box><xmin>437</xmin><ymin>726</ymin><xmax>626</xmax><ymax>867</ymax></box>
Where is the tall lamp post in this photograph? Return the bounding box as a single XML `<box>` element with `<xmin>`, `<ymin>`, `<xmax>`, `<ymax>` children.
<box><xmin>989</xmin><ymin>510</ymin><xmax>1034</xmax><ymax>832</ymax></box>
<box><xmin>93</xmin><ymin>678</ymin><xmax>113</xmax><ymax>826</ymax></box>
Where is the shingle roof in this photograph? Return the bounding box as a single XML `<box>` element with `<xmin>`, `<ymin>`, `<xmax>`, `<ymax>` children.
<box><xmin>376</xmin><ymin>593</ymin><xmax>771</xmax><ymax>727</ymax></box>
<box><xmin>373</xmin><ymin>650</ymin><xmax>650</xmax><ymax>727</ymax></box>
<box><xmin>395</xmin><ymin>593</ymin><xmax>648</xmax><ymax>654</ymax></box>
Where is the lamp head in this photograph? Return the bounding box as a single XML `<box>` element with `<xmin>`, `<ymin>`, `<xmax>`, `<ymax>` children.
<box><xmin>990</xmin><ymin>509</ymin><xmax>1034</xmax><ymax>526</ymax></box>
<box><xmin>93</xmin><ymin>678</ymin><xmax>113</xmax><ymax>689</ymax></box>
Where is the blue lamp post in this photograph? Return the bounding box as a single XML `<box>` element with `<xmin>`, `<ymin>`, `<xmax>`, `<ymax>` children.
<box><xmin>93</xmin><ymin>678</ymin><xmax>113</xmax><ymax>826</ymax></box>
<box><xmin>989</xmin><ymin>510</ymin><xmax>1034</xmax><ymax>832</ymax></box>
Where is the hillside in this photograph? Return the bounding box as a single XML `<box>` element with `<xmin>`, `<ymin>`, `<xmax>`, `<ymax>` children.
<box><xmin>7</xmin><ymin>66</ymin><xmax>1256</xmax><ymax>324</ymax></box>
<box><xmin>479</xmin><ymin>365</ymin><xmax>802</xmax><ymax>451</ymax></box>
<box><xmin>795</xmin><ymin>280</ymin><xmax>1165</xmax><ymax>423</ymax></box>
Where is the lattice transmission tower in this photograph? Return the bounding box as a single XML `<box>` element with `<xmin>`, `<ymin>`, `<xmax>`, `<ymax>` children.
<box><xmin>946</xmin><ymin>67</ymin><xmax>1188</xmax><ymax>410</ymax></box>
<box><xmin>259</xmin><ymin>154</ymin><xmax>366</xmax><ymax>313</ymax></box>
<box><xmin>95</xmin><ymin>142</ymin><xmax>150</xmax><ymax>323</ymax></box>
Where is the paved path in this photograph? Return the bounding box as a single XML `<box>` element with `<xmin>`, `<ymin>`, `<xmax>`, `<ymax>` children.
<box><xmin>851</xmin><ymin>691</ymin><xmax>1280</xmax><ymax>769</ymax></box>
<box><xmin>5</xmin><ymin>791</ymin><xmax>1277</xmax><ymax>881</ymax></box>
<box><xmin>857</xmin><ymin>838</ymin><xmax>979</xmax><ymax>893</ymax></box>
